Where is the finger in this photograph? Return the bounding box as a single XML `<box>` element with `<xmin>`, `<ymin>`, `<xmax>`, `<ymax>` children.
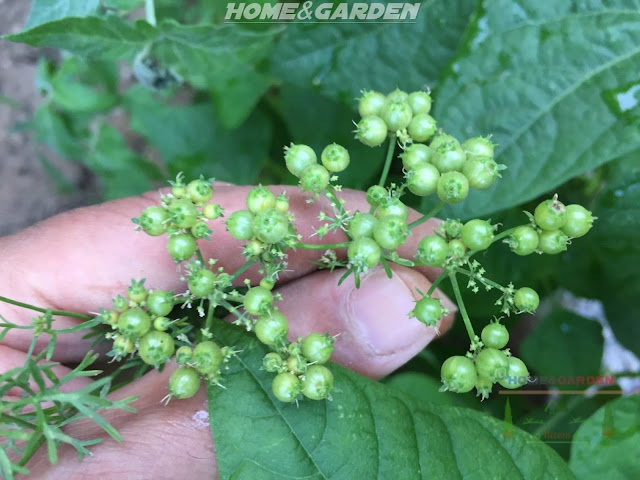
<box><xmin>24</xmin><ymin>367</ymin><xmax>217</xmax><ymax>480</ymax></box>
<box><xmin>0</xmin><ymin>185</ymin><xmax>441</xmax><ymax>358</ymax></box>
<box><xmin>262</xmin><ymin>264</ymin><xmax>455</xmax><ymax>379</ymax></box>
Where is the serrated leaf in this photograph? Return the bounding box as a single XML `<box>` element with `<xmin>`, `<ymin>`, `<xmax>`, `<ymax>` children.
<box><xmin>569</xmin><ymin>396</ymin><xmax>640</xmax><ymax>480</ymax></box>
<box><xmin>520</xmin><ymin>309</ymin><xmax>603</xmax><ymax>387</ymax></box>
<box><xmin>5</xmin><ymin>16</ymin><xmax>156</xmax><ymax>61</ymax></box>
<box><xmin>431</xmin><ymin>0</ymin><xmax>640</xmax><ymax>219</ymax></box>
<box><xmin>208</xmin><ymin>321</ymin><xmax>574</xmax><ymax>479</ymax></box>
<box><xmin>25</xmin><ymin>0</ymin><xmax>100</xmax><ymax>29</ymax></box>
<box><xmin>270</xmin><ymin>0</ymin><xmax>476</xmax><ymax>101</ymax></box>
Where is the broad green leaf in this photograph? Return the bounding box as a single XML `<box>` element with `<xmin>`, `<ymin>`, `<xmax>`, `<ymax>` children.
<box><xmin>210</xmin><ymin>65</ymin><xmax>275</xmax><ymax>129</ymax></box>
<box><xmin>25</xmin><ymin>0</ymin><xmax>100</xmax><ymax>29</ymax></box>
<box><xmin>208</xmin><ymin>321</ymin><xmax>574</xmax><ymax>479</ymax></box>
<box><xmin>570</xmin><ymin>396</ymin><xmax>640</xmax><ymax>480</ymax></box>
<box><xmin>591</xmin><ymin>152</ymin><xmax>640</xmax><ymax>303</ymax></box>
<box><xmin>590</xmin><ymin>152</ymin><xmax>640</xmax><ymax>356</ymax></box>
<box><xmin>5</xmin><ymin>16</ymin><xmax>156</xmax><ymax>61</ymax></box>
<box><xmin>270</xmin><ymin>0</ymin><xmax>476</xmax><ymax>101</ymax></box>
<box><xmin>31</xmin><ymin>105</ymin><xmax>85</xmax><ymax>159</ymax></box>
<box><xmin>432</xmin><ymin>0</ymin><xmax>640</xmax><ymax>219</ymax></box>
<box><xmin>278</xmin><ymin>84</ymin><xmax>384</xmax><ymax>189</ymax></box>
<box><xmin>520</xmin><ymin>309</ymin><xmax>603</xmax><ymax>388</ymax></box>
<box><xmin>87</xmin><ymin>124</ymin><xmax>161</xmax><ymax>199</ymax></box>
<box><xmin>125</xmin><ymin>86</ymin><xmax>271</xmax><ymax>184</ymax></box>
<box><xmin>50</xmin><ymin>70</ymin><xmax>118</xmax><ymax>113</ymax></box>
<box><xmin>386</xmin><ymin>372</ymin><xmax>478</xmax><ymax>408</ymax></box>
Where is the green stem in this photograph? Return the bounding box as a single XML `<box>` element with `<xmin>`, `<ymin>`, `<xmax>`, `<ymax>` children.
<box><xmin>195</xmin><ymin>248</ymin><xmax>206</xmax><ymax>265</ymax></box>
<box><xmin>229</xmin><ymin>259</ymin><xmax>258</xmax><ymax>283</ymax></box>
<box><xmin>205</xmin><ymin>303</ymin><xmax>215</xmax><ymax>332</ymax></box>
<box><xmin>426</xmin><ymin>271</ymin><xmax>447</xmax><ymax>296</ymax></box>
<box><xmin>492</xmin><ymin>227</ymin><xmax>518</xmax><ymax>244</ymax></box>
<box><xmin>448</xmin><ymin>273</ymin><xmax>476</xmax><ymax>342</ymax></box>
<box><xmin>455</xmin><ymin>267</ymin><xmax>506</xmax><ymax>292</ymax></box>
<box><xmin>17</xmin><ymin>435</ymin><xmax>46</xmax><ymax>468</ymax></box>
<box><xmin>378</xmin><ymin>134</ymin><xmax>397</xmax><ymax>187</ymax></box>
<box><xmin>0</xmin><ymin>296</ymin><xmax>92</xmax><ymax>321</ymax></box>
<box><xmin>408</xmin><ymin>202</ymin><xmax>445</xmax><ymax>230</ymax></box>
<box><xmin>324</xmin><ymin>185</ymin><xmax>348</xmax><ymax>219</ymax></box>
<box><xmin>145</xmin><ymin>0</ymin><xmax>156</xmax><ymax>25</ymax></box>
<box><xmin>295</xmin><ymin>242</ymin><xmax>351</xmax><ymax>250</ymax></box>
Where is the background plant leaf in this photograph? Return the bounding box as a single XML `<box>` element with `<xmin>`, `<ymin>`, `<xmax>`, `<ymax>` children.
<box><xmin>25</xmin><ymin>0</ymin><xmax>100</xmax><ymax>29</ymax></box>
<box><xmin>520</xmin><ymin>309</ymin><xmax>604</xmax><ymax>388</ymax></box>
<box><xmin>270</xmin><ymin>0</ymin><xmax>477</xmax><ymax>102</ymax></box>
<box><xmin>208</xmin><ymin>321</ymin><xmax>574</xmax><ymax>479</ymax></box>
<box><xmin>431</xmin><ymin>0</ymin><xmax>640</xmax><ymax>219</ymax></box>
<box><xmin>278</xmin><ymin>84</ymin><xmax>386</xmax><ymax>190</ymax></box>
<box><xmin>31</xmin><ymin>104</ymin><xmax>85</xmax><ymax>159</ymax></box>
<box><xmin>86</xmin><ymin>124</ymin><xmax>162</xmax><ymax>199</ymax></box>
<box><xmin>589</xmin><ymin>152</ymin><xmax>640</xmax><ymax>357</ymax></box>
<box><xmin>125</xmin><ymin>86</ymin><xmax>271</xmax><ymax>184</ymax></box>
<box><xmin>5</xmin><ymin>16</ymin><xmax>155</xmax><ymax>60</ymax></box>
<box><xmin>569</xmin><ymin>395</ymin><xmax>640</xmax><ymax>480</ymax></box>
<box><xmin>154</xmin><ymin>20</ymin><xmax>280</xmax><ymax>91</ymax></box>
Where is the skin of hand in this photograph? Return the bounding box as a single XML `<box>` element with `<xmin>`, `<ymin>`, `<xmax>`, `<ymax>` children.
<box><xmin>0</xmin><ymin>184</ymin><xmax>455</xmax><ymax>480</ymax></box>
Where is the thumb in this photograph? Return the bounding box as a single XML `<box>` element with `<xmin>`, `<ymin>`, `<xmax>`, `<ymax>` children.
<box><xmin>272</xmin><ymin>265</ymin><xmax>455</xmax><ymax>379</ymax></box>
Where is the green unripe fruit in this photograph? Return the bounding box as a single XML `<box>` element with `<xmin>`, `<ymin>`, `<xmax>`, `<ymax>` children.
<box><xmin>169</xmin><ymin>366</ymin><xmax>200</xmax><ymax>399</ymax></box>
<box><xmin>284</xmin><ymin>144</ymin><xmax>317</xmax><ymax>177</ymax></box>
<box><xmin>246</xmin><ymin>186</ymin><xmax>276</xmax><ymax>214</ymax></box>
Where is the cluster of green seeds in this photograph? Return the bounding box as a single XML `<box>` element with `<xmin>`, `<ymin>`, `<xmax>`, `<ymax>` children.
<box><xmin>98</xmin><ymin>87</ymin><xmax>596</xmax><ymax>403</ymax></box>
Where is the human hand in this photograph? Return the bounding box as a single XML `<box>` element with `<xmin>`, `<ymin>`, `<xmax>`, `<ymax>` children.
<box><xmin>0</xmin><ymin>184</ymin><xmax>454</xmax><ymax>479</ymax></box>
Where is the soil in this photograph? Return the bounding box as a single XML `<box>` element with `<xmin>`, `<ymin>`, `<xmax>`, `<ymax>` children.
<box><xmin>0</xmin><ymin>0</ymin><xmax>94</xmax><ymax>237</ymax></box>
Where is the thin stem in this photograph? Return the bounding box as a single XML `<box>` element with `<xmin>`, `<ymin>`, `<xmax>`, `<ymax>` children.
<box><xmin>145</xmin><ymin>0</ymin><xmax>156</xmax><ymax>25</ymax></box>
<box><xmin>408</xmin><ymin>202</ymin><xmax>445</xmax><ymax>230</ymax></box>
<box><xmin>492</xmin><ymin>227</ymin><xmax>518</xmax><ymax>244</ymax></box>
<box><xmin>17</xmin><ymin>435</ymin><xmax>46</xmax><ymax>468</ymax></box>
<box><xmin>324</xmin><ymin>185</ymin><xmax>348</xmax><ymax>219</ymax></box>
<box><xmin>378</xmin><ymin>134</ymin><xmax>397</xmax><ymax>187</ymax></box>
<box><xmin>295</xmin><ymin>242</ymin><xmax>351</xmax><ymax>250</ymax></box>
<box><xmin>195</xmin><ymin>248</ymin><xmax>205</xmax><ymax>265</ymax></box>
<box><xmin>229</xmin><ymin>259</ymin><xmax>258</xmax><ymax>283</ymax></box>
<box><xmin>448</xmin><ymin>273</ymin><xmax>476</xmax><ymax>342</ymax></box>
<box><xmin>455</xmin><ymin>267</ymin><xmax>506</xmax><ymax>292</ymax></box>
<box><xmin>205</xmin><ymin>303</ymin><xmax>215</xmax><ymax>332</ymax></box>
<box><xmin>0</xmin><ymin>296</ymin><xmax>92</xmax><ymax>321</ymax></box>
<box><xmin>426</xmin><ymin>271</ymin><xmax>447</xmax><ymax>296</ymax></box>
